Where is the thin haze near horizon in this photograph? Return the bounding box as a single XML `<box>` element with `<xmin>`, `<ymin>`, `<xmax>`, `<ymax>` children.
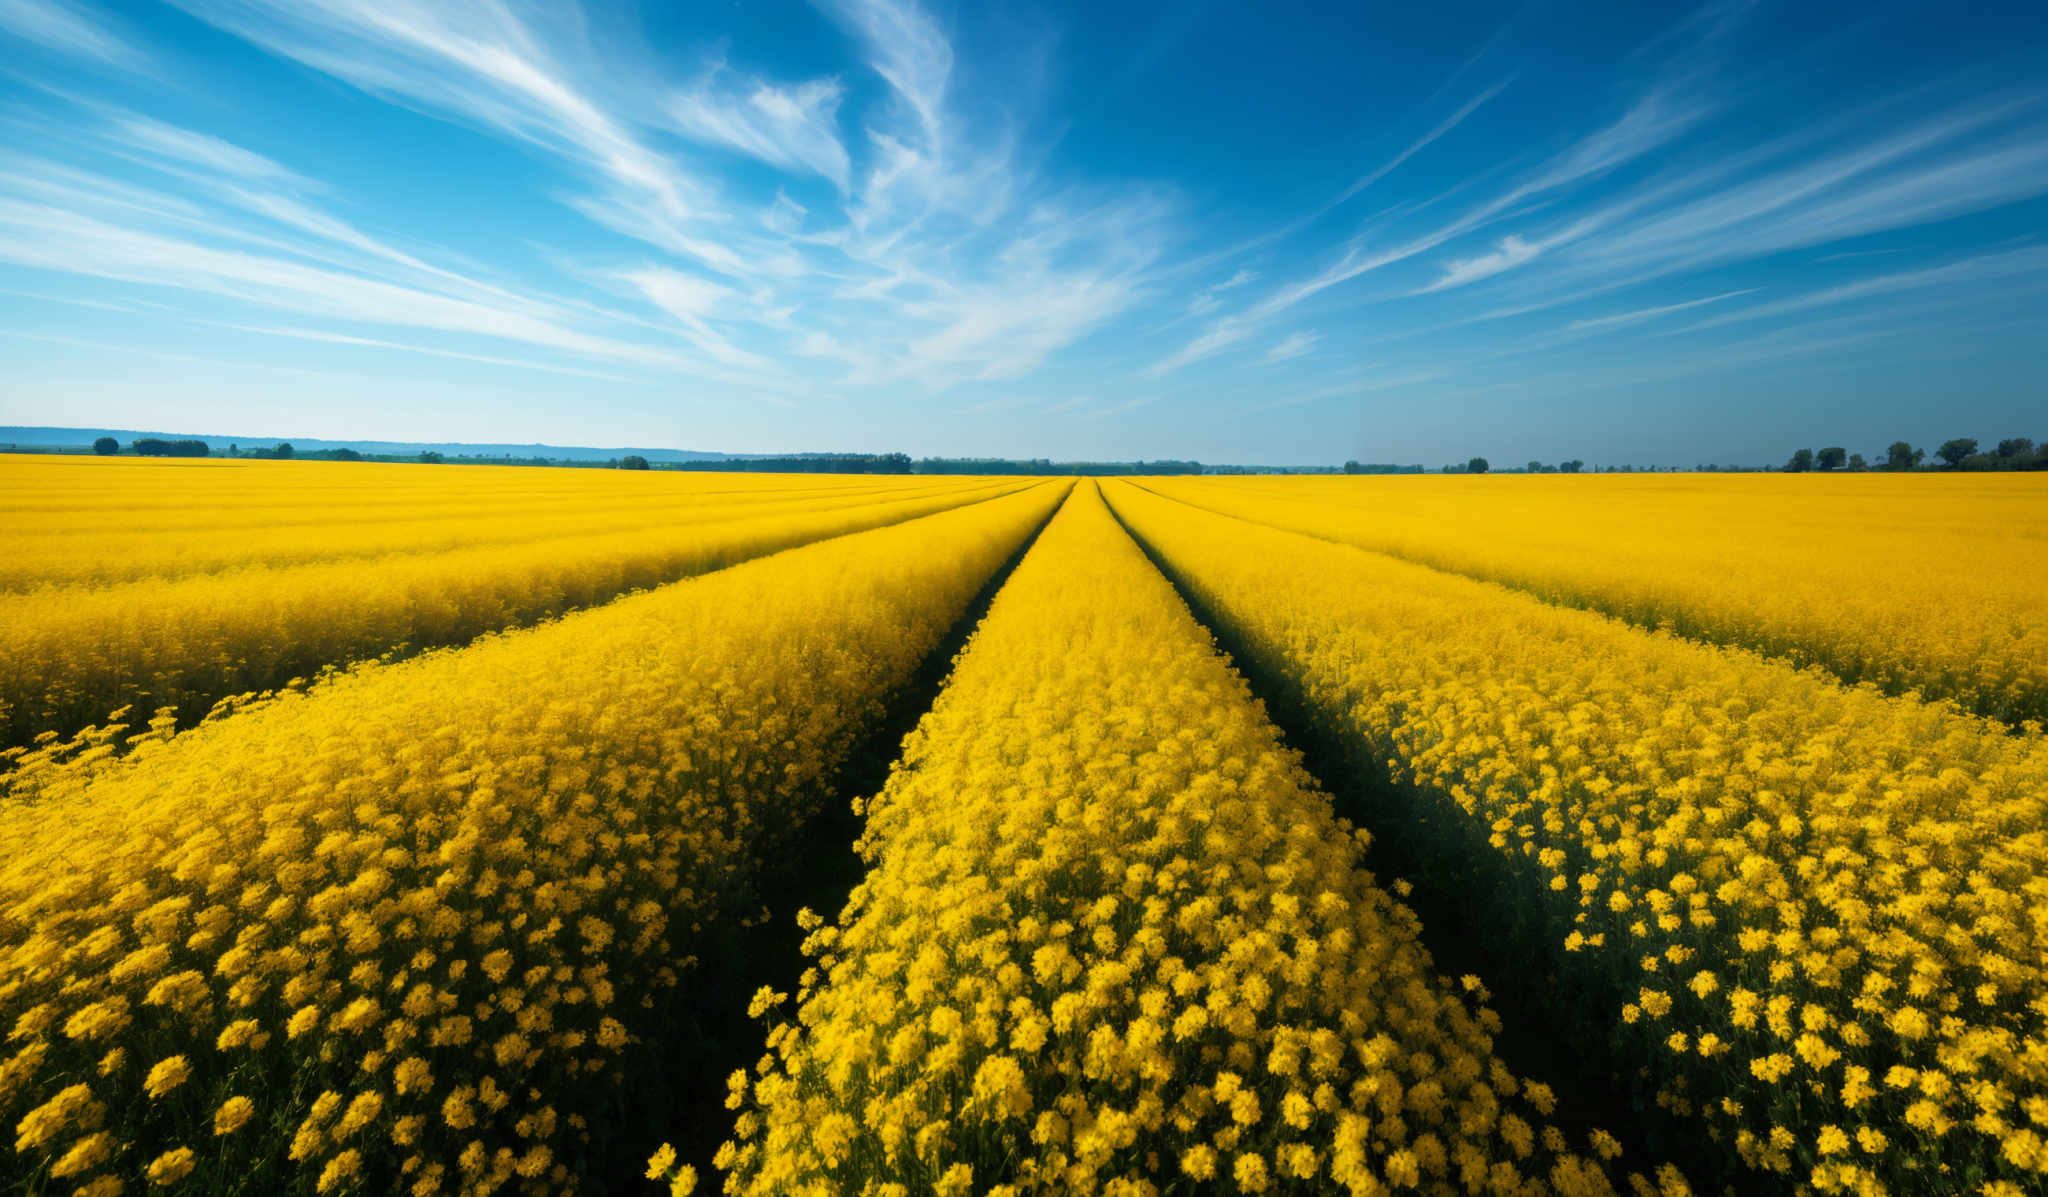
<box><xmin>0</xmin><ymin>0</ymin><xmax>2044</xmax><ymax>467</ymax></box>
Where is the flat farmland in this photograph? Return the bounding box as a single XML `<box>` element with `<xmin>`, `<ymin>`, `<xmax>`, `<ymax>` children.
<box><xmin>3</xmin><ymin>458</ymin><xmax>2044</xmax><ymax>1197</ymax></box>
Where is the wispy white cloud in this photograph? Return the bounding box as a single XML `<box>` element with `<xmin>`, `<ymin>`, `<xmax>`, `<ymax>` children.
<box><xmin>0</xmin><ymin>0</ymin><xmax>144</xmax><ymax>67</ymax></box>
<box><xmin>0</xmin><ymin>284</ymin><xmax>145</xmax><ymax>313</ymax></box>
<box><xmin>668</xmin><ymin>67</ymin><xmax>852</xmax><ymax>189</ymax></box>
<box><xmin>1496</xmin><ymin>95</ymin><xmax>2048</xmax><ymax>301</ymax></box>
<box><xmin>1261</xmin><ymin>329</ymin><xmax>1320</xmax><ymax>363</ymax></box>
<box><xmin>105</xmin><ymin>114</ymin><xmax>313</xmax><ymax>190</ymax></box>
<box><xmin>0</xmin><ymin>197</ymin><xmax>697</xmax><ymax>370</ymax></box>
<box><xmin>1252</xmin><ymin>369</ymin><xmax>1446</xmax><ymax>411</ymax></box>
<box><xmin>1666</xmin><ymin>244</ymin><xmax>2048</xmax><ymax>335</ymax></box>
<box><xmin>818</xmin><ymin>0</ymin><xmax>952</xmax><ymax>153</ymax></box>
<box><xmin>1427</xmin><ymin>234</ymin><xmax>1542</xmax><ymax>290</ymax></box>
<box><xmin>7</xmin><ymin>0</ymin><xmax>2044</xmax><ymax>453</ymax></box>
<box><xmin>202</xmin><ymin>321</ymin><xmax>645</xmax><ymax>382</ymax></box>
<box><xmin>1330</xmin><ymin>78</ymin><xmax>1514</xmax><ymax>208</ymax></box>
<box><xmin>167</xmin><ymin>0</ymin><xmax>709</xmax><ymax>248</ymax></box>
<box><xmin>0</xmin><ymin>0</ymin><xmax>1170</xmax><ymax>401</ymax></box>
<box><xmin>1151</xmin><ymin>82</ymin><xmax>1714</xmax><ymax>374</ymax></box>
<box><xmin>1564</xmin><ymin>288</ymin><xmax>1756</xmax><ymax>331</ymax></box>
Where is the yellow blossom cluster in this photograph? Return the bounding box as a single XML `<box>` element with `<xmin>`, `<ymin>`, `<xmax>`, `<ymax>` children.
<box><xmin>1105</xmin><ymin>480</ymin><xmax>2048</xmax><ymax>1195</ymax></box>
<box><xmin>0</xmin><ymin>455</ymin><xmax>1026</xmax><ymax>749</ymax></box>
<box><xmin>1143</xmin><ymin>472</ymin><xmax>2048</xmax><ymax>726</ymax></box>
<box><xmin>696</xmin><ymin>484</ymin><xmax>1674</xmax><ymax>1197</ymax></box>
<box><xmin>0</xmin><ymin>483</ymin><xmax>1064</xmax><ymax>1195</ymax></box>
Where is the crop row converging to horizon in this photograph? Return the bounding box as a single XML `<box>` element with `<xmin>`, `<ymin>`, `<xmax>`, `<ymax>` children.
<box><xmin>0</xmin><ymin>454</ymin><xmax>2043</xmax><ymax>1197</ymax></box>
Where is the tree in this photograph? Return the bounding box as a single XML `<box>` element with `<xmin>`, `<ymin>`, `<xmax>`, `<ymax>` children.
<box><xmin>1936</xmin><ymin>438</ymin><xmax>1977</xmax><ymax>468</ymax></box>
<box><xmin>1343</xmin><ymin>460</ymin><xmax>1362</xmax><ymax>475</ymax></box>
<box><xmin>1785</xmin><ymin>448</ymin><xmax>1814</xmax><ymax>472</ymax></box>
<box><xmin>328</xmin><ymin>447</ymin><xmax>362</xmax><ymax>462</ymax></box>
<box><xmin>418</xmin><ymin>451</ymin><xmax>444</xmax><ymax>464</ymax></box>
<box><xmin>1559</xmin><ymin>459</ymin><xmax>1584</xmax><ymax>474</ymax></box>
<box><xmin>1885</xmin><ymin>441</ymin><xmax>1922</xmax><ymax>470</ymax></box>
<box><xmin>619</xmin><ymin>454</ymin><xmax>650</xmax><ymax>470</ymax></box>
<box><xmin>1526</xmin><ymin>460</ymin><xmax>1546</xmax><ymax>474</ymax></box>
<box><xmin>1815</xmin><ymin>446</ymin><xmax>1846</xmax><ymax>471</ymax></box>
<box><xmin>1466</xmin><ymin>456</ymin><xmax>1489</xmax><ymax>475</ymax></box>
<box><xmin>1847</xmin><ymin>453</ymin><xmax>1867</xmax><ymax>471</ymax></box>
<box><xmin>1997</xmin><ymin>437</ymin><xmax>2035</xmax><ymax>459</ymax></box>
<box><xmin>92</xmin><ymin>436</ymin><xmax>118</xmax><ymax>456</ymax></box>
<box><xmin>273</xmin><ymin>442</ymin><xmax>294</xmax><ymax>459</ymax></box>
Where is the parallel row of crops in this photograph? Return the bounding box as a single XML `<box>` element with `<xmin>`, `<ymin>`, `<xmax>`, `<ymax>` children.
<box><xmin>2</xmin><ymin>457</ymin><xmax>2042</xmax><ymax>1196</ymax></box>
<box><xmin>1143</xmin><ymin>473</ymin><xmax>2048</xmax><ymax>727</ymax></box>
<box><xmin>0</xmin><ymin>464</ymin><xmax>1025</xmax><ymax>750</ymax></box>
<box><xmin>0</xmin><ymin>460</ymin><xmax>982</xmax><ymax>589</ymax></box>
<box><xmin>687</xmin><ymin>485</ymin><xmax>1674</xmax><ymax>1196</ymax></box>
<box><xmin>1104</xmin><ymin>479</ymin><xmax>2048</xmax><ymax>1197</ymax></box>
<box><xmin>0</xmin><ymin>476</ymin><xmax>1064</xmax><ymax>1194</ymax></box>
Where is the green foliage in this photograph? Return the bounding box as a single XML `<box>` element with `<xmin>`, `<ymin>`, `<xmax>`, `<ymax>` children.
<box><xmin>131</xmin><ymin>438</ymin><xmax>209</xmax><ymax>457</ymax></box>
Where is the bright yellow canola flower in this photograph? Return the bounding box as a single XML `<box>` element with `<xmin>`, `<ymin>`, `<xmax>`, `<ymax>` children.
<box><xmin>1144</xmin><ymin>471</ymin><xmax>2048</xmax><ymax>727</ymax></box>
<box><xmin>0</xmin><ymin>455</ymin><xmax>1028</xmax><ymax>751</ymax></box>
<box><xmin>700</xmin><ymin>484</ymin><xmax>1679</xmax><ymax>1197</ymax></box>
<box><xmin>1104</xmin><ymin>479</ymin><xmax>2048</xmax><ymax>1197</ymax></box>
<box><xmin>0</xmin><ymin>456</ymin><xmax>985</xmax><ymax>591</ymax></box>
<box><xmin>0</xmin><ymin>483</ymin><xmax>1065</xmax><ymax>1196</ymax></box>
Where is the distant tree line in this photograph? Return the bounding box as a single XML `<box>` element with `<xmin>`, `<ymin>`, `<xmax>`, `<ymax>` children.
<box><xmin>668</xmin><ymin>453</ymin><xmax>916</xmax><ymax>474</ymax></box>
<box><xmin>1438</xmin><ymin>457</ymin><xmax>1592</xmax><ymax>474</ymax></box>
<box><xmin>1782</xmin><ymin>437</ymin><xmax>2047</xmax><ymax>472</ymax></box>
<box><xmin>83</xmin><ymin>430</ymin><xmax>2038</xmax><ymax>477</ymax></box>
<box><xmin>916</xmin><ymin>457</ymin><xmax>1202</xmax><ymax>476</ymax></box>
<box><xmin>663</xmin><ymin>454</ymin><xmax>1204</xmax><ymax>475</ymax></box>
<box><xmin>126</xmin><ymin>437</ymin><xmax>211</xmax><ymax>457</ymax></box>
<box><xmin>95</xmin><ymin>438</ymin><xmax>466</xmax><ymax>464</ymax></box>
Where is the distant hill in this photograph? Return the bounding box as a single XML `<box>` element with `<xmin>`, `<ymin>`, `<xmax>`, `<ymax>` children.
<box><xmin>0</xmin><ymin>427</ymin><xmax>733</xmax><ymax>463</ymax></box>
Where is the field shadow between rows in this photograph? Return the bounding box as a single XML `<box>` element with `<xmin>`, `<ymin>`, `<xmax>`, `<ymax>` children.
<box><xmin>1101</xmin><ymin>494</ymin><xmax>1776</xmax><ymax>1197</ymax></box>
<box><xmin>577</xmin><ymin>487</ymin><xmax>1068</xmax><ymax>1194</ymax></box>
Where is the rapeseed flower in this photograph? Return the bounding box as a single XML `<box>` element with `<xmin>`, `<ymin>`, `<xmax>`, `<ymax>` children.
<box><xmin>0</xmin><ymin>485</ymin><xmax>1065</xmax><ymax>1191</ymax></box>
<box><xmin>712</xmin><ymin>485</ymin><xmax>1665</xmax><ymax>1195</ymax></box>
<box><xmin>1104</xmin><ymin>478</ymin><xmax>2048</xmax><ymax>1194</ymax></box>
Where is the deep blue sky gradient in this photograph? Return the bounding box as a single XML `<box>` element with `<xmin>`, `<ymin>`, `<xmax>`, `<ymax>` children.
<box><xmin>1</xmin><ymin>0</ymin><xmax>2044</xmax><ymax>464</ymax></box>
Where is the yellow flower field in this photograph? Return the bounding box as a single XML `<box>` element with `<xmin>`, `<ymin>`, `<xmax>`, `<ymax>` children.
<box><xmin>0</xmin><ymin>456</ymin><xmax>1026</xmax><ymax>752</ymax></box>
<box><xmin>2</xmin><ymin>455</ymin><xmax>2043</xmax><ymax>1197</ymax></box>
<box><xmin>0</xmin><ymin>458</ymin><xmax>984</xmax><ymax>590</ymax></box>
<box><xmin>690</xmin><ymin>484</ymin><xmax>1678</xmax><ymax>1197</ymax></box>
<box><xmin>1105</xmin><ymin>479</ymin><xmax>2048</xmax><ymax>1196</ymax></box>
<box><xmin>1142</xmin><ymin>473</ymin><xmax>2048</xmax><ymax>727</ymax></box>
<box><xmin>0</xmin><ymin>480</ymin><xmax>1063</xmax><ymax>1194</ymax></box>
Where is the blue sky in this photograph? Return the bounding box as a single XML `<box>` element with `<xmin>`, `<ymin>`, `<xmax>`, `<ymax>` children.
<box><xmin>0</xmin><ymin>0</ymin><xmax>2044</xmax><ymax>465</ymax></box>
